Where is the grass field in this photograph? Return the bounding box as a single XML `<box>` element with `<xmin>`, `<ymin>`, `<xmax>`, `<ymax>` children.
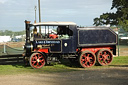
<box><xmin>0</xmin><ymin>56</ymin><xmax>128</xmax><ymax>75</ymax></box>
<box><xmin>0</xmin><ymin>63</ymin><xmax>78</xmax><ymax>75</ymax></box>
<box><xmin>111</xmin><ymin>56</ymin><xmax>128</xmax><ymax>65</ymax></box>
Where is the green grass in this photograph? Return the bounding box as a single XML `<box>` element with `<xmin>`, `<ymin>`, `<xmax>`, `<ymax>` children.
<box><xmin>0</xmin><ymin>56</ymin><xmax>128</xmax><ymax>75</ymax></box>
<box><xmin>0</xmin><ymin>63</ymin><xmax>77</xmax><ymax>75</ymax></box>
<box><xmin>111</xmin><ymin>56</ymin><xmax>128</xmax><ymax>65</ymax></box>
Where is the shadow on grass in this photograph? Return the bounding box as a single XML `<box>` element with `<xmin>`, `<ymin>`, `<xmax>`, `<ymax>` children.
<box><xmin>13</xmin><ymin>58</ymin><xmax>81</xmax><ymax>69</ymax></box>
<box><xmin>109</xmin><ymin>65</ymin><xmax>128</xmax><ymax>67</ymax></box>
<box><xmin>59</xmin><ymin>58</ymin><xmax>81</xmax><ymax>68</ymax></box>
<box><xmin>0</xmin><ymin>58</ymin><xmax>82</xmax><ymax>69</ymax></box>
<box><xmin>11</xmin><ymin>63</ymin><xmax>33</xmax><ymax>69</ymax></box>
<box><xmin>7</xmin><ymin>58</ymin><xmax>100</xmax><ymax>69</ymax></box>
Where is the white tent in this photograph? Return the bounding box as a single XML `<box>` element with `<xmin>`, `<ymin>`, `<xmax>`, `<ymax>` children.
<box><xmin>0</xmin><ymin>36</ymin><xmax>11</xmax><ymax>42</ymax></box>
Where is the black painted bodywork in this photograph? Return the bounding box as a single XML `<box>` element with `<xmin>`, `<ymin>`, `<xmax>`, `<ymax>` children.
<box><xmin>32</xmin><ymin>25</ymin><xmax>78</xmax><ymax>53</ymax></box>
<box><xmin>34</xmin><ymin>39</ymin><xmax>62</xmax><ymax>52</ymax></box>
<box><xmin>77</xmin><ymin>27</ymin><xmax>117</xmax><ymax>47</ymax></box>
<box><xmin>61</xmin><ymin>25</ymin><xmax>77</xmax><ymax>53</ymax></box>
<box><xmin>25</xmin><ymin>21</ymin><xmax>117</xmax><ymax>55</ymax></box>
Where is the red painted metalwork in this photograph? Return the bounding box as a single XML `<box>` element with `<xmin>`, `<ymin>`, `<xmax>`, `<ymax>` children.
<box><xmin>79</xmin><ymin>51</ymin><xmax>96</xmax><ymax>68</ymax></box>
<box><xmin>34</xmin><ymin>48</ymin><xmax>49</xmax><ymax>53</ymax></box>
<box><xmin>97</xmin><ymin>49</ymin><xmax>113</xmax><ymax>66</ymax></box>
<box><xmin>80</xmin><ymin>47</ymin><xmax>113</xmax><ymax>54</ymax></box>
<box><xmin>78</xmin><ymin>47</ymin><xmax>114</xmax><ymax>67</ymax></box>
<box><xmin>30</xmin><ymin>53</ymin><xmax>45</xmax><ymax>69</ymax></box>
<box><xmin>49</xmin><ymin>34</ymin><xmax>58</xmax><ymax>39</ymax></box>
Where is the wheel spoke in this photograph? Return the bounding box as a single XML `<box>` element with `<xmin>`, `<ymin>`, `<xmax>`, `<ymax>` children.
<box><xmin>37</xmin><ymin>62</ymin><xmax>41</xmax><ymax>67</ymax></box>
<box><xmin>34</xmin><ymin>55</ymin><xmax>37</xmax><ymax>60</ymax></box>
<box><xmin>106</xmin><ymin>58</ymin><xmax>110</xmax><ymax>61</ymax></box>
<box><xmin>32</xmin><ymin>57</ymin><xmax>35</xmax><ymax>61</ymax></box>
<box><xmin>84</xmin><ymin>61</ymin><xmax>88</xmax><ymax>66</ymax></box>
<box><xmin>32</xmin><ymin>61</ymin><xmax>36</xmax><ymax>65</ymax></box>
<box><xmin>89</xmin><ymin>57</ymin><xmax>93</xmax><ymax>60</ymax></box>
<box><xmin>38</xmin><ymin>56</ymin><xmax>42</xmax><ymax>59</ymax></box>
<box><xmin>40</xmin><ymin>59</ymin><xmax>44</xmax><ymax>63</ymax></box>
<box><xmin>99</xmin><ymin>57</ymin><xmax>103</xmax><ymax>61</ymax></box>
<box><xmin>103</xmin><ymin>58</ymin><xmax>106</xmax><ymax>64</ymax></box>
<box><xmin>88</xmin><ymin>61</ymin><xmax>93</xmax><ymax>66</ymax></box>
<box><xmin>105</xmin><ymin>54</ymin><xmax>110</xmax><ymax>59</ymax></box>
<box><xmin>82</xmin><ymin>55</ymin><xmax>86</xmax><ymax>58</ymax></box>
<box><xmin>90</xmin><ymin>61</ymin><xmax>93</xmax><ymax>64</ymax></box>
<box><xmin>103</xmin><ymin>52</ymin><xmax>107</xmax><ymax>55</ymax></box>
<box><xmin>81</xmin><ymin>59</ymin><xmax>85</xmax><ymax>62</ymax></box>
<box><xmin>99</xmin><ymin>53</ymin><xmax>103</xmax><ymax>56</ymax></box>
<box><xmin>87</xmin><ymin>62</ymin><xmax>91</xmax><ymax>67</ymax></box>
<box><xmin>87</xmin><ymin>54</ymin><xmax>90</xmax><ymax>57</ymax></box>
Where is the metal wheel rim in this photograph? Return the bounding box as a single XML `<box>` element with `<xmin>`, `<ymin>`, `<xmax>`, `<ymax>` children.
<box><xmin>30</xmin><ymin>53</ymin><xmax>45</xmax><ymax>69</ymax></box>
<box><xmin>80</xmin><ymin>51</ymin><xmax>96</xmax><ymax>68</ymax></box>
<box><xmin>97</xmin><ymin>50</ymin><xmax>113</xmax><ymax>66</ymax></box>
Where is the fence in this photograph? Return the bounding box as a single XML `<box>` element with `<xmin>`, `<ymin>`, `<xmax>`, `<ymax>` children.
<box><xmin>119</xmin><ymin>39</ymin><xmax>128</xmax><ymax>45</ymax></box>
<box><xmin>0</xmin><ymin>45</ymin><xmax>24</xmax><ymax>65</ymax></box>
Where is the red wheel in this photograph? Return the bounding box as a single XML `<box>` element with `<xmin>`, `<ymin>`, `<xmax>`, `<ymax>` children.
<box><xmin>79</xmin><ymin>51</ymin><xmax>96</xmax><ymax>68</ymax></box>
<box><xmin>97</xmin><ymin>49</ymin><xmax>113</xmax><ymax>66</ymax></box>
<box><xmin>30</xmin><ymin>53</ymin><xmax>45</xmax><ymax>69</ymax></box>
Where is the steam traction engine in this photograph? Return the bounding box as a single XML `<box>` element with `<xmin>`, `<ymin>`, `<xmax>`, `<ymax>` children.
<box><xmin>24</xmin><ymin>20</ymin><xmax>117</xmax><ymax>69</ymax></box>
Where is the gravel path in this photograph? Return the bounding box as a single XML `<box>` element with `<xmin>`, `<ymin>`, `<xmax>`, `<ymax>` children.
<box><xmin>0</xmin><ymin>67</ymin><xmax>128</xmax><ymax>85</ymax></box>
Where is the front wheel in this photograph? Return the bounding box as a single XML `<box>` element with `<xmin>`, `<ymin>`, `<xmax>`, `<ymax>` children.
<box><xmin>30</xmin><ymin>53</ymin><xmax>46</xmax><ymax>69</ymax></box>
<box><xmin>79</xmin><ymin>51</ymin><xmax>96</xmax><ymax>68</ymax></box>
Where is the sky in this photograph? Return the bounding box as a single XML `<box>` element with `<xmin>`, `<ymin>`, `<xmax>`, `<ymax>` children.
<box><xmin>0</xmin><ymin>0</ymin><xmax>116</xmax><ymax>31</ymax></box>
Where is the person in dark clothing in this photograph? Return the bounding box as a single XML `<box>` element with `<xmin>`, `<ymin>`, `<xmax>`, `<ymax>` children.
<box><xmin>33</xmin><ymin>27</ymin><xmax>41</xmax><ymax>38</ymax></box>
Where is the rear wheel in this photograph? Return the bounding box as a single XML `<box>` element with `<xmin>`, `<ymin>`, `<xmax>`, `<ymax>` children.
<box><xmin>30</xmin><ymin>53</ymin><xmax>45</xmax><ymax>69</ymax></box>
<box><xmin>79</xmin><ymin>51</ymin><xmax>96</xmax><ymax>68</ymax></box>
<box><xmin>96</xmin><ymin>49</ymin><xmax>113</xmax><ymax>66</ymax></box>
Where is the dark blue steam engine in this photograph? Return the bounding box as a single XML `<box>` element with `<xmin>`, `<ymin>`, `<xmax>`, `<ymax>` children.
<box><xmin>23</xmin><ymin>20</ymin><xmax>117</xmax><ymax>69</ymax></box>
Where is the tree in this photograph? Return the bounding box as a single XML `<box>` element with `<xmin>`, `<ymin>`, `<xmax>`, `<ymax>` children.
<box><xmin>4</xmin><ymin>30</ymin><xmax>13</xmax><ymax>36</ymax></box>
<box><xmin>93</xmin><ymin>0</ymin><xmax>128</xmax><ymax>31</ymax></box>
<box><xmin>0</xmin><ymin>30</ymin><xmax>25</xmax><ymax>36</ymax></box>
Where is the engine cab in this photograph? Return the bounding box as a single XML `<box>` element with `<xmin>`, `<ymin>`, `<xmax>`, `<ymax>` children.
<box><xmin>25</xmin><ymin>20</ymin><xmax>77</xmax><ymax>53</ymax></box>
<box><xmin>24</xmin><ymin>20</ymin><xmax>78</xmax><ymax>68</ymax></box>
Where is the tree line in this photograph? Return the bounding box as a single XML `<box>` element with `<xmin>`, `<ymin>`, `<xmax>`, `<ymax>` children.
<box><xmin>0</xmin><ymin>30</ymin><xmax>25</xmax><ymax>36</ymax></box>
<box><xmin>93</xmin><ymin>0</ymin><xmax>128</xmax><ymax>32</ymax></box>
